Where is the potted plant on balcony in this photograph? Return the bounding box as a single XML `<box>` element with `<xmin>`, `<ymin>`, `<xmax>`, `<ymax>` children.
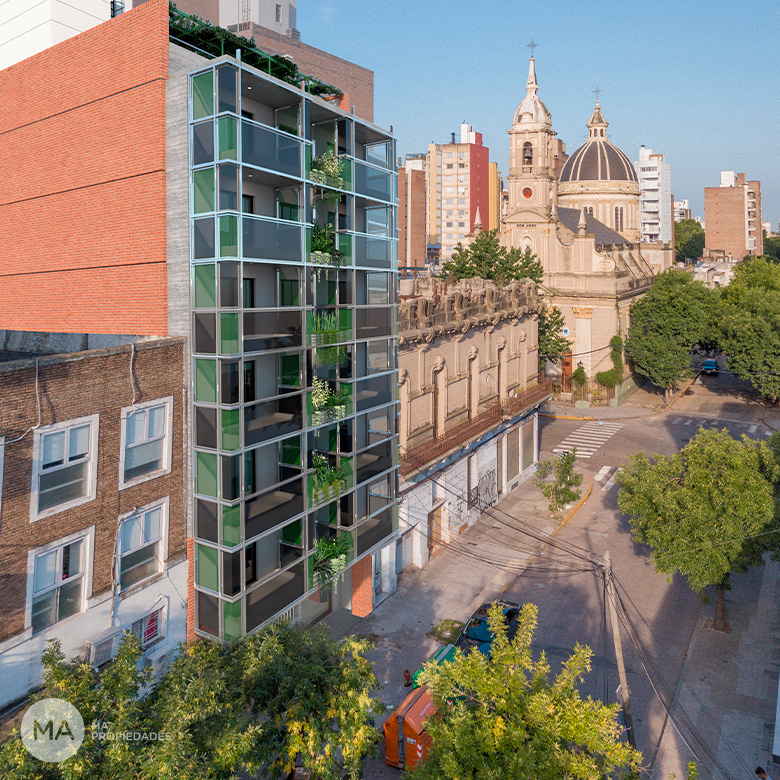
<box><xmin>311</xmin><ymin>377</ymin><xmax>349</xmax><ymax>425</ymax></box>
<box><xmin>312</xmin><ymin>453</ymin><xmax>347</xmax><ymax>503</ymax></box>
<box><xmin>313</xmin><ymin>534</ymin><xmax>353</xmax><ymax>593</ymax></box>
<box><xmin>310</xmin><ymin>223</ymin><xmax>344</xmax><ymax>279</ymax></box>
<box><xmin>310</xmin><ymin>148</ymin><xmax>344</xmax><ymax>192</ymax></box>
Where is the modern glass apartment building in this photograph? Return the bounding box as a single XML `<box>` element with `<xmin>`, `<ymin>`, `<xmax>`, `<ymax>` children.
<box><xmin>187</xmin><ymin>59</ymin><xmax>399</xmax><ymax>640</ymax></box>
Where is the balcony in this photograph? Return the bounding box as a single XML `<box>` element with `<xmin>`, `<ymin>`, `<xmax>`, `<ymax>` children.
<box><xmin>400</xmin><ymin>381</ymin><xmax>553</xmax><ymax>475</ymax></box>
<box><xmin>306</xmin><ymin>309</ymin><xmax>352</xmax><ymax>347</ymax></box>
<box><xmin>242</xmin><ymin>120</ymin><xmax>302</xmax><ymax>178</ymax></box>
<box><xmin>353</xmin><ymin>159</ymin><xmax>393</xmax><ymax>202</ymax></box>
<box><xmin>243</xmin><ymin>215</ymin><xmax>303</xmax><ymax>263</ymax></box>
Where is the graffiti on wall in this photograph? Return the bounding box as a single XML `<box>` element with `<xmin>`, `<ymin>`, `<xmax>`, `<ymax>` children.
<box><xmin>476</xmin><ymin>469</ymin><xmax>498</xmax><ymax>512</ymax></box>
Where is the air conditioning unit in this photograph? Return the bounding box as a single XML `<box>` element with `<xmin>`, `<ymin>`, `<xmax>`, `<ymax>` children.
<box><xmin>84</xmin><ymin>631</ymin><xmax>120</xmax><ymax>667</ymax></box>
<box><xmin>143</xmin><ymin>645</ymin><xmax>176</xmax><ymax>676</ymax></box>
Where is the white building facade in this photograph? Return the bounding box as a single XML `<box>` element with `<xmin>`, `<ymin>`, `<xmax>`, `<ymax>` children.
<box><xmin>636</xmin><ymin>146</ymin><xmax>672</xmax><ymax>243</ymax></box>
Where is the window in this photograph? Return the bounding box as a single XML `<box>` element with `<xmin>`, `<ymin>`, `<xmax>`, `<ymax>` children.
<box><xmin>33</xmin><ymin>416</ymin><xmax>98</xmax><ymax>519</ymax></box>
<box><xmin>614</xmin><ymin>207</ymin><xmax>624</xmax><ymax>232</ymax></box>
<box><xmin>120</xmin><ymin>398</ymin><xmax>173</xmax><ymax>487</ymax></box>
<box><xmin>275</xmin><ymin>3</ymin><xmax>281</xmax><ymax>22</ymax></box>
<box><xmin>30</xmin><ymin>537</ymin><xmax>87</xmax><ymax>634</ymax></box>
<box><xmin>119</xmin><ymin>502</ymin><xmax>166</xmax><ymax>591</ymax></box>
<box><xmin>131</xmin><ymin>608</ymin><xmax>164</xmax><ymax>648</ymax></box>
<box><xmin>523</xmin><ymin>142</ymin><xmax>533</xmax><ymax>166</ymax></box>
<box><xmin>446</xmin><ymin>221</ymin><xmax>453</xmax><ymax>227</ymax></box>
<box><xmin>446</xmin><ymin>163</ymin><xmax>453</xmax><ymax>169</ymax></box>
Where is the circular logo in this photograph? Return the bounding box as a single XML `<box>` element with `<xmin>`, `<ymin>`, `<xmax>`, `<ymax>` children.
<box><xmin>21</xmin><ymin>698</ymin><xmax>84</xmax><ymax>762</ymax></box>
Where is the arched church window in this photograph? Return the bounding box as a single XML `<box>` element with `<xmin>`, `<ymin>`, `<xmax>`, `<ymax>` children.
<box><xmin>586</xmin><ymin>206</ymin><xmax>593</xmax><ymax>216</ymax></box>
<box><xmin>523</xmin><ymin>142</ymin><xmax>533</xmax><ymax>166</ymax></box>
<box><xmin>614</xmin><ymin>207</ymin><xmax>624</xmax><ymax>232</ymax></box>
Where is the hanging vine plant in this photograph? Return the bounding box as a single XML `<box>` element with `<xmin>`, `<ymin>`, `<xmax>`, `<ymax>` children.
<box><xmin>313</xmin><ymin>535</ymin><xmax>352</xmax><ymax>593</ymax></box>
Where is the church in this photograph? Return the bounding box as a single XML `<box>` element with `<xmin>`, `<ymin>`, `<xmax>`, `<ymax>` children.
<box><xmin>501</xmin><ymin>55</ymin><xmax>673</xmax><ymax>378</ymax></box>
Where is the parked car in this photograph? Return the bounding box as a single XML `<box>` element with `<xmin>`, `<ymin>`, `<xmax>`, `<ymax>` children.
<box><xmin>702</xmin><ymin>358</ymin><xmax>719</xmax><ymax>375</ymax></box>
<box><xmin>454</xmin><ymin>601</ymin><xmax>520</xmax><ymax>657</ymax></box>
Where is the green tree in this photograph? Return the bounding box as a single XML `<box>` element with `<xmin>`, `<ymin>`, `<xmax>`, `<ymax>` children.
<box><xmin>0</xmin><ymin>624</ymin><xmax>382</xmax><ymax>780</ymax></box>
<box><xmin>625</xmin><ymin>270</ymin><xmax>716</xmax><ymax>402</ymax></box>
<box><xmin>762</xmin><ymin>230</ymin><xmax>780</xmax><ymax>263</ymax></box>
<box><xmin>534</xmin><ymin>450</ymin><xmax>583</xmax><ymax>513</ymax></box>
<box><xmin>441</xmin><ymin>229</ymin><xmax>543</xmax><ymax>285</ymax></box>
<box><xmin>616</xmin><ymin>429</ymin><xmax>779</xmax><ymax>631</ymax></box>
<box><xmin>410</xmin><ymin>602</ymin><xmax>641</xmax><ymax>780</ymax></box>
<box><xmin>718</xmin><ymin>257</ymin><xmax>780</xmax><ymax>400</ymax></box>
<box><xmin>674</xmin><ymin>219</ymin><xmax>705</xmax><ymax>263</ymax></box>
<box><xmin>595</xmin><ymin>335</ymin><xmax>625</xmax><ymax>388</ymax></box>
<box><xmin>538</xmin><ymin>305</ymin><xmax>571</xmax><ymax>364</ymax></box>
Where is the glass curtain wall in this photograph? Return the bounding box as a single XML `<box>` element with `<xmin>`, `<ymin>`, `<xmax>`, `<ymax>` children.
<box><xmin>190</xmin><ymin>62</ymin><xmax>398</xmax><ymax>640</ymax></box>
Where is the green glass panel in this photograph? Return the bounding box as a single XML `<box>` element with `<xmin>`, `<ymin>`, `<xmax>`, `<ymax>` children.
<box><xmin>281</xmin><ymin>519</ymin><xmax>302</xmax><ymax>546</ymax></box>
<box><xmin>220</xmin><ymin>313</ymin><xmax>239</xmax><ymax>354</ymax></box>
<box><xmin>196</xmin><ymin>544</ymin><xmax>219</xmax><ymax>591</ymax></box>
<box><xmin>194</xmin><ymin>264</ymin><xmax>216</xmax><ymax>308</ymax></box>
<box><xmin>279</xmin><ymin>278</ymin><xmax>299</xmax><ymax>306</ymax></box>
<box><xmin>219</xmin><ymin>215</ymin><xmax>238</xmax><ymax>257</ymax></box>
<box><xmin>279</xmin><ymin>202</ymin><xmax>298</xmax><ymax>221</ymax></box>
<box><xmin>193</xmin><ymin>168</ymin><xmax>215</xmax><ymax>214</ymax></box>
<box><xmin>280</xmin><ymin>435</ymin><xmax>301</xmax><ymax>466</ymax></box>
<box><xmin>279</xmin><ymin>353</ymin><xmax>300</xmax><ymax>386</ymax></box>
<box><xmin>222</xmin><ymin>505</ymin><xmax>241</xmax><ymax>547</ymax></box>
<box><xmin>305</xmin><ymin>227</ymin><xmax>312</xmax><ymax>256</ymax></box>
<box><xmin>338</xmin><ymin>233</ymin><xmax>352</xmax><ymax>264</ymax></box>
<box><xmin>223</xmin><ymin>599</ymin><xmax>242</xmax><ymax>642</ymax></box>
<box><xmin>195</xmin><ymin>359</ymin><xmax>217</xmax><ymax>403</ymax></box>
<box><xmin>340</xmin><ymin>158</ymin><xmax>352</xmax><ymax>188</ymax></box>
<box><xmin>338</xmin><ymin>308</ymin><xmax>352</xmax><ymax>331</ymax></box>
<box><xmin>305</xmin><ymin>145</ymin><xmax>312</xmax><ymax>175</ymax></box>
<box><xmin>192</xmin><ymin>71</ymin><xmax>214</xmax><ymax>120</ymax></box>
<box><xmin>221</xmin><ymin>408</ymin><xmax>240</xmax><ymax>451</ymax></box>
<box><xmin>218</xmin><ymin>116</ymin><xmax>238</xmax><ymax>160</ymax></box>
<box><xmin>196</xmin><ymin>452</ymin><xmax>218</xmax><ymax>497</ymax></box>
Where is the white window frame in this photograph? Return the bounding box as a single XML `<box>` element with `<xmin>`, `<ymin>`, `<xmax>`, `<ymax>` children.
<box><xmin>26</xmin><ymin>527</ymin><xmax>95</xmax><ymax>634</ymax></box>
<box><xmin>117</xmin><ymin>498</ymin><xmax>170</xmax><ymax>592</ymax></box>
<box><xmin>31</xmin><ymin>415</ymin><xmax>99</xmax><ymax>521</ymax></box>
<box><xmin>118</xmin><ymin>396</ymin><xmax>173</xmax><ymax>489</ymax></box>
<box><xmin>130</xmin><ymin>607</ymin><xmax>166</xmax><ymax>648</ymax></box>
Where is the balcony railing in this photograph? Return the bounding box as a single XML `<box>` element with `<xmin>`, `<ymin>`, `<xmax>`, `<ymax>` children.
<box><xmin>400</xmin><ymin>380</ymin><xmax>552</xmax><ymax>476</ymax></box>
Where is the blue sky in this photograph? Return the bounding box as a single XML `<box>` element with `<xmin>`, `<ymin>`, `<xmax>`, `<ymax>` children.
<box><xmin>300</xmin><ymin>0</ymin><xmax>779</xmax><ymax>229</ymax></box>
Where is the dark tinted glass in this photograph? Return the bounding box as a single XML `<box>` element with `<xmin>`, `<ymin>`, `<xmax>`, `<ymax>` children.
<box><xmin>217</xmin><ymin>65</ymin><xmax>237</xmax><ymax>113</ymax></box>
<box><xmin>192</xmin><ymin>122</ymin><xmax>214</xmax><ymax>165</ymax></box>
<box><xmin>219</xmin><ymin>261</ymin><xmax>239</xmax><ymax>307</ymax></box>
<box><xmin>220</xmin><ymin>359</ymin><xmax>240</xmax><ymax>404</ymax></box>
<box><xmin>197</xmin><ymin>591</ymin><xmax>219</xmax><ymax>636</ymax></box>
<box><xmin>195</xmin><ymin>406</ymin><xmax>218</xmax><ymax>449</ymax></box>
<box><xmin>194</xmin><ymin>313</ymin><xmax>217</xmax><ymax>354</ymax></box>
<box><xmin>194</xmin><ymin>217</ymin><xmax>215</xmax><ymax>259</ymax></box>
<box><xmin>218</xmin><ymin>164</ymin><xmax>238</xmax><ymax>211</ymax></box>
<box><xmin>195</xmin><ymin>499</ymin><xmax>219</xmax><ymax>543</ymax></box>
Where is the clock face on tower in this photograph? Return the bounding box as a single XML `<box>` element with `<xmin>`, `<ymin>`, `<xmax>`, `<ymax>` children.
<box><xmin>523</xmin><ymin>188</ymin><xmax>533</xmax><ymax>199</ymax></box>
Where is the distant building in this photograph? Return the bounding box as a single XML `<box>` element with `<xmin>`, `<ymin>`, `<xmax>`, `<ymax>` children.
<box><xmin>704</xmin><ymin>172</ymin><xmax>763</xmax><ymax>259</ymax></box>
<box><xmin>425</xmin><ymin>123</ymin><xmax>491</xmax><ymax>262</ymax></box>
<box><xmin>398</xmin><ymin>164</ymin><xmax>427</xmax><ymax>271</ymax></box>
<box><xmin>488</xmin><ymin>163</ymin><xmax>503</xmax><ymax>232</ymax></box>
<box><xmin>674</xmin><ymin>199</ymin><xmax>692</xmax><ymax>222</ymax></box>
<box><xmin>635</xmin><ymin>147</ymin><xmax>672</xmax><ymax>243</ymax></box>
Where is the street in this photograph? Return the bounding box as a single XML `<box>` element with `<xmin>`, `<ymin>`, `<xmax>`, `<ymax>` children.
<box><xmin>339</xmin><ymin>373</ymin><xmax>780</xmax><ymax>778</ymax></box>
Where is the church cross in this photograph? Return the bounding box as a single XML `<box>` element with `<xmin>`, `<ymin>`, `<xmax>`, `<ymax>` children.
<box><xmin>528</xmin><ymin>40</ymin><xmax>537</xmax><ymax>57</ymax></box>
<box><xmin>593</xmin><ymin>86</ymin><xmax>602</xmax><ymax>101</ymax></box>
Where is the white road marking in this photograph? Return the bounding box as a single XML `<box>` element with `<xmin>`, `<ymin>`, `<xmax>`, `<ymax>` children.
<box><xmin>749</xmin><ymin>425</ymin><xmax>758</xmax><ymax>434</ymax></box>
<box><xmin>672</xmin><ymin>417</ymin><xmax>682</xmax><ymax>424</ymax></box>
<box><xmin>602</xmin><ymin>469</ymin><xmax>622</xmax><ymax>492</ymax></box>
<box><xmin>553</xmin><ymin>423</ymin><xmax>624</xmax><ymax>459</ymax></box>
<box><xmin>595</xmin><ymin>465</ymin><xmax>611</xmax><ymax>482</ymax></box>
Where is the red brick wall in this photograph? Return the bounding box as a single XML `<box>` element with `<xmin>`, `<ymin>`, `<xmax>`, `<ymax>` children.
<box><xmin>0</xmin><ymin>339</ymin><xmax>186</xmax><ymax>642</ymax></box>
<box><xmin>0</xmin><ymin>0</ymin><xmax>170</xmax><ymax>335</ymax></box>
<box><xmin>469</xmin><ymin>141</ymin><xmax>490</xmax><ymax>234</ymax></box>
<box><xmin>350</xmin><ymin>555</ymin><xmax>373</xmax><ymax>618</ymax></box>
<box><xmin>398</xmin><ymin>167</ymin><xmax>427</xmax><ymax>269</ymax></box>
<box><xmin>705</xmin><ymin>186</ymin><xmax>747</xmax><ymax>259</ymax></box>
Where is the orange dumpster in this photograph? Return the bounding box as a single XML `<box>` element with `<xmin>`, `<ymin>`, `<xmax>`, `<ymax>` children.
<box><xmin>383</xmin><ymin>684</ymin><xmax>437</xmax><ymax>771</ymax></box>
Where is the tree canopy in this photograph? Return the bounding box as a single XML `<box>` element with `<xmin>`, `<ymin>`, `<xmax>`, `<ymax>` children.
<box><xmin>0</xmin><ymin>623</ymin><xmax>382</xmax><ymax>780</ymax></box>
<box><xmin>616</xmin><ymin>428</ymin><xmax>780</xmax><ymax>629</ymax></box>
<box><xmin>624</xmin><ymin>269</ymin><xmax>716</xmax><ymax>398</ymax></box>
<box><xmin>538</xmin><ymin>306</ymin><xmax>572</xmax><ymax>363</ymax></box>
<box><xmin>441</xmin><ymin>229</ymin><xmax>543</xmax><ymax>285</ymax></box>
<box><xmin>410</xmin><ymin>602</ymin><xmax>640</xmax><ymax>780</ymax></box>
<box><xmin>718</xmin><ymin>257</ymin><xmax>780</xmax><ymax>400</ymax></box>
<box><xmin>762</xmin><ymin>231</ymin><xmax>780</xmax><ymax>263</ymax></box>
<box><xmin>674</xmin><ymin>219</ymin><xmax>705</xmax><ymax>263</ymax></box>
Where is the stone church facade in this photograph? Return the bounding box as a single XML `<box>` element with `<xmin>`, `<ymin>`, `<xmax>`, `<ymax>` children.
<box><xmin>502</xmin><ymin>57</ymin><xmax>673</xmax><ymax>377</ymax></box>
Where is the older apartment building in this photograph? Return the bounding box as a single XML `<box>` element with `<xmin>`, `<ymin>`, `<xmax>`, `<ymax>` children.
<box><xmin>0</xmin><ymin>0</ymin><xmax>397</xmax><ymax>705</ymax></box>
<box><xmin>704</xmin><ymin>171</ymin><xmax>763</xmax><ymax>259</ymax></box>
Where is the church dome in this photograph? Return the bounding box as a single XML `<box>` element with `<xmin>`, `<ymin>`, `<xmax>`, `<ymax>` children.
<box><xmin>559</xmin><ymin>102</ymin><xmax>637</xmax><ymax>183</ymax></box>
<box><xmin>512</xmin><ymin>58</ymin><xmax>551</xmax><ymax>127</ymax></box>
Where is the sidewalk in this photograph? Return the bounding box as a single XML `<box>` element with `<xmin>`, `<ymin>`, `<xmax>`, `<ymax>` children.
<box><xmin>650</xmin><ymin>559</ymin><xmax>780</xmax><ymax>780</ymax></box>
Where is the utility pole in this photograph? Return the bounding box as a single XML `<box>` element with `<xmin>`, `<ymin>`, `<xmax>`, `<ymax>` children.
<box><xmin>604</xmin><ymin>550</ymin><xmax>636</xmax><ymax>749</ymax></box>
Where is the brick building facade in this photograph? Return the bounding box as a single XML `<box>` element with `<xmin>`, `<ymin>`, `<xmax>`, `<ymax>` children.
<box><xmin>705</xmin><ymin>172</ymin><xmax>763</xmax><ymax>260</ymax></box>
<box><xmin>398</xmin><ymin>165</ymin><xmax>427</xmax><ymax>270</ymax></box>
<box><xmin>0</xmin><ymin>338</ymin><xmax>187</xmax><ymax>708</ymax></box>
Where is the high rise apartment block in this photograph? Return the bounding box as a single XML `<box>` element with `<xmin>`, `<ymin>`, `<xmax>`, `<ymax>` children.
<box><xmin>635</xmin><ymin>146</ymin><xmax>672</xmax><ymax>243</ymax></box>
<box><xmin>704</xmin><ymin>171</ymin><xmax>763</xmax><ymax>259</ymax></box>
<box><xmin>424</xmin><ymin>123</ymin><xmax>490</xmax><ymax>262</ymax></box>
<box><xmin>674</xmin><ymin>199</ymin><xmax>692</xmax><ymax>222</ymax></box>
<box><xmin>0</xmin><ymin>0</ymin><xmax>397</xmax><ymax>705</ymax></box>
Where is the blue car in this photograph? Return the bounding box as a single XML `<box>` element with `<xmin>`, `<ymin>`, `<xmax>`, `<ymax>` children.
<box><xmin>702</xmin><ymin>358</ymin><xmax>719</xmax><ymax>375</ymax></box>
<box><xmin>454</xmin><ymin>602</ymin><xmax>520</xmax><ymax>657</ymax></box>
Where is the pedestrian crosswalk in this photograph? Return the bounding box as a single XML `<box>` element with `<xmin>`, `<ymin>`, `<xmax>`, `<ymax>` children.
<box><xmin>552</xmin><ymin>422</ymin><xmax>624</xmax><ymax>459</ymax></box>
<box><xmin>670</xmin><ymin>417</ymin><xmax>770</xmax><ymax>436</ymax></box>
<box><xmin>595</xmin><ymin>465</ymin><xmax>622</xmax><ymax>492</ymax></box>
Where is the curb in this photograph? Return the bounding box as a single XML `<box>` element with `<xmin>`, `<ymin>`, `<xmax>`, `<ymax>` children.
<box><xmin>558</xmin><ymin>475</ymin><xmax>593</xmax><ymax>532</ymax></box>
<box><xmin>539</xmin><ymin>413</ymin><xmax>594</xmax><ymax>421</ymax></box>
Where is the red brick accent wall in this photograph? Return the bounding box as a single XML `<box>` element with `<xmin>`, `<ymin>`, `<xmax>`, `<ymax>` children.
<box><xmin>350</xmin><ymin>555</ymin><xmax>373</xmax><ymax>618</ymax></box>
<box><xmin>0</xmin><ymin>0</ymin><xmax>170</xmax><ymax>335</ymax></box>
<box><xmin>0</xmin><ymin>339</ymin><xmax>186</xmax><ymax>642</ymax></box>
<box><xmin>469</xmin><ymin>141</ymin><xmax>490</xmax><ymax>234</ymax></box>
<box><xmin>187</xmin><ymin>536</ymin><xmax>196</xmax><ymax>642</ymax></box>
<box><xmin>398</xmin><ymin>167</ymin><xmax>427</xmax><ymax>269</ymax></box>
